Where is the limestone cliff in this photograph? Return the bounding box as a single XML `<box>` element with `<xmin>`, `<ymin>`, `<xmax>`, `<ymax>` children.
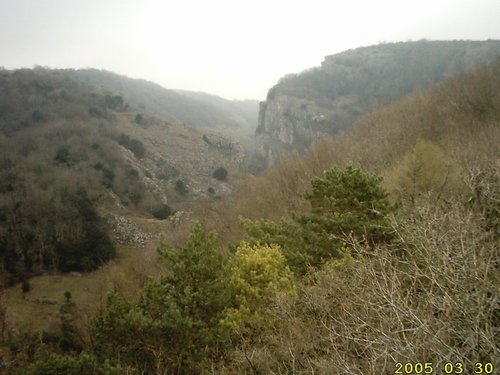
<box><xmin>257</xmin><ymin>40</ymin><xmax>500</xmax><ymax>162</ymax></box>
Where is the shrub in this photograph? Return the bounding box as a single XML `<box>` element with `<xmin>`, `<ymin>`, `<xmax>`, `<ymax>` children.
<box><xmin>151</xmin><ymin>204</ymin><xmax>173</xmax><ymax>220</ymax></box>
<box><xmin>64</xmin><ymin>291</ymin><xmax>72</xmax><ymax>302</ymax></box>
<box><xmin>126</xmin><ymin>168</ymin><xmax>139</xmax><ymax>179</ymax></box>
<box><xmin>128</xmin><ymin>190</ymin><xmax>143</xmax><ymax>207</ymax></box>
<box><xmin>101</xmin><ymin>167</ymin><xmax>114</xmax><ymax>188</ymax></box>
<box><xmin>22</xmin><ymin>279</ymin><xmax>31</xmax><ymax>293</ymax></box>
<box><xmin>105</xmin><ymin>95</ymin><xmax>124</xmax><ymax>109</ymax></box>
<box><xmin>88</xmin><ymin>106</ymin><xmax>103</xmax><ymax>118</ymax></box>
<box><xmin>31</xmin><ymin>110</ymin><xmax>47</xmax><ymax>123</ymax></box>
<box><xmin>157</xmin><ymin>165</ymin><xmax>179</xmax><ymax>181</ymax></box>
<box><xmin>213</xmin><ymin>167</ymin><xmax>228</xmax><ymax>181</ymax></box>
<box><xmin>117</xmin><ymin>134</ymin><xmax>145</xmax><ymax>158</ymax></box>
<box><xmin>175</xmin><ymin>180</ymin><xmax>188</xmax><ymax>195</ymax></box>
<box><xmin>54</xmin><ymin>147</ymin><xmax>71</xmax><ymax>164</ymax></box>
<box><xmin>222</xmin><ymin>242</ymin><xmax>296</xmax><ymax>334</ymax></box>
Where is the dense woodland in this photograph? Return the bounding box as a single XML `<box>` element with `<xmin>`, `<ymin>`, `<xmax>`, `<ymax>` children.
<box><xmin>0</xmin><ymin>50</ymin><xmax>498</xmax><ymax>374</ymax></box>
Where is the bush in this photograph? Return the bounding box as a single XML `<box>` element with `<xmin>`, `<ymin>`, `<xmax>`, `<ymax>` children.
<box><xmin>117</xmin><ymin>134</ymin><xmax>145</xmax><ymax>158</ymax></box>
<box><xmin>212</xmin><ymin>167</ymin><xmax>228</xmax><ymax>181</ymax></box>
<box><xmin>175</xmin><ymin>180</ymin><xmax>188</xmax><ymax>195</ymax></box>
<box><xmin>22</xmin><ymin>279</ymin><xmax>31</xmax><ymax>293</ymax></box>
<box><xmin>31</xmin><ymin>110</ymin><xmax>47</xmax><ymax>123</ymax></box>
<box><xmin>151</xmin><ymin>204</ymin><xmax>173</xmax><ymax>220</ymax></box>
<box><xmin>128</xmin><ymin>190</ymin><xmax>143</xmax><ymax>207</ymax></box>
<box><xmin>222</xmin><ymin>242</ymin><xmax>296</xmax><ymax>334</ymax></box>
<box><xmin>54</xmin><ymin>147</ymin><xmax>71</xmax><ymax>164</ymax></box>
<box><xmin>88</xmin><ymin>106</ymin><xmax>103</xmax><ymax>118</ymax></box>
<box><xmin>64</xmin><ymin>291</ymin><xmax>72</xmax><ymax>302</ymax></box>
<box><xmin>101</xmin><ymin>167</ymin><xmax>114</xmax><ymax>188</ymax></box>
<box><xmin>128</xmin><ymin>139</ymin><xmax>145</xmax><ymax>158</ymax></box>
<box><xmin>126</xmin><ymin>168</ymin><xmax>139</xmax><ymax>179</ymax></box>
<box><xmin>157</xmin><ymin>165</ymin><xmax>179</xmax><ymax>181</ymax></box>
<box><xmin>105</xmin><ymin>95</ymin><xmax>123</xmax><ymax>109</ymax></box>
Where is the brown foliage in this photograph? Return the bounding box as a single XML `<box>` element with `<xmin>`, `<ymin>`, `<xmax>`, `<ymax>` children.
<box><xmin>216</xmin><ymin>199</ymin><xmax>499</xmax><ymax>374</ymax></box>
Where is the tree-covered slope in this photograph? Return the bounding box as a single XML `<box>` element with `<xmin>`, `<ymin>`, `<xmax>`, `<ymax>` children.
<box><xmin>1</xmin><ymin>51</ymin><xmax>499</xmax><ymax>375</ymax></box>
<box><xmin>0</xmin><ymin>68</ymin><xmax>246</xmax><ymax>285</ymax></box>
<box><xmin>62</xmin><ymin>69</ymin><xmax>259</xmax><ymax>133</ymax></box>
<box><xmin>257</xmin><ymin>40</ymin><xmax>500</xmax><ymax>160</ymax></box>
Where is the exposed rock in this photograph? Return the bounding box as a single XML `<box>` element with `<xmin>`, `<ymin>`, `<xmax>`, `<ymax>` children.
<box><xmin>202</xmin><ymin>133</ymin><xmax>241</xmax><ymax>155</ymax></box>
<box><xmin>257</xmin><ymin>40</ymin><xmax>500</xmax><ymax>164</ymax></box>
<box><xmin>104</xmin><ymin>214</ymin><xmax>153</xmax><ymax>247</ymax></box>
<box><xmin>169</xmin><ymin>210</ymin><xmax>190</xmax><ymax>228</ymax></box>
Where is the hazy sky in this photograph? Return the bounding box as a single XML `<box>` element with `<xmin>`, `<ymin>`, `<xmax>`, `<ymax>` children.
<box><xmin>1</xmin><ymin>0</ymin><xmax>499</xmax><ymax>100</ymax></box>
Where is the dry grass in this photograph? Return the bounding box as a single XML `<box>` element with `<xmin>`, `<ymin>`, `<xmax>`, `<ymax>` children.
<box><xmin>1</xmin><ymin>242</ymin><xmax>161</xmax><ymax>340</ymax></box>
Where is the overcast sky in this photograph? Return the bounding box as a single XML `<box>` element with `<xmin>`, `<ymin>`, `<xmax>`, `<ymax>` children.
<box><xmin>1</xmin><ymin>0</ymin><xmax>499</xmax><ymax>100</ymax></box>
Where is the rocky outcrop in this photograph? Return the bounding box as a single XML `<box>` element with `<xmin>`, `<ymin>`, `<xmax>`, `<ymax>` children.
<box><xmin>202</xmin><ymin>133</ymin><xmax>241</xmax><ymax>155</ymax></box>
<box><xmin>256</xmin><ymin>95</ymin><xmax>332</xmax><ymax>163</ymax></box>
<box><xmin>257</xmin><ymin>40</ymin><xmax>500</xmax><ymax>163</ymax></box>
<box><xmin>104</xmin><ymin>214</ymin><xmax>153</xmax><ymax>247</ymax></box>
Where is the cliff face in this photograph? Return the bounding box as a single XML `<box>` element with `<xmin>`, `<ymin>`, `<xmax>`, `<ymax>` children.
<box><xmin>257</xmin><ymin>40</ymin><xmax>500</xmax><ymax>162</ymax></box>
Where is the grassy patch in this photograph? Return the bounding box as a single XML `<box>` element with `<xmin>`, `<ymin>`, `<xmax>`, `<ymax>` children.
<box><xmin>2</xmin><ymin>243</ymin><xmax>159</xmax><ymax>335</ymax></box>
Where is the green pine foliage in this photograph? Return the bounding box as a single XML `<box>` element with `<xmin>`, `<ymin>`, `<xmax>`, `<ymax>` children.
<box><xmin>90</xmin><ymin>222</ymin><xmax>230</xmax><ymax>373</ymax></box>
<box><xmin>301</xmin><ymin>165</ymin><xmax>393</xmax><ymax>243</ymax></box>
<box><xmin>243</xmin><ymin>166</ymin><xmax>394</xmax><ymax>274</ymax></box>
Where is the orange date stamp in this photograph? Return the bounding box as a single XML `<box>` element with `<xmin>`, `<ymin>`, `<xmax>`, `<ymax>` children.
<box><xmin>394</xmin><ymin>362</ymin><xmax>495</xmax><ymax>374</ymax></box>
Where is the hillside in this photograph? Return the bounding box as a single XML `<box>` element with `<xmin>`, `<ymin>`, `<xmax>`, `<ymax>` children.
<box><xmin>257</xmin><ymin>39</ymin><xmax>500</xmax><ymax>162</ymax></box>
<box><xmin>0</xmin><ymin>54</ymin><xmax>499</xmax><ymax>373</ymax></box>
<box><xmin>62</xmin><ymin>69</ymin><xmax>259</xmax><ymax>135</ymax></box>
<box><xmin>172</xmin><ymin>58</ymin><xmax>498</xmax><ymax>373</ymax></box>
<box><xmin>0</xmin><ymin>68</ymin><xmax>246</xmax><ymax>286</ymax></box>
